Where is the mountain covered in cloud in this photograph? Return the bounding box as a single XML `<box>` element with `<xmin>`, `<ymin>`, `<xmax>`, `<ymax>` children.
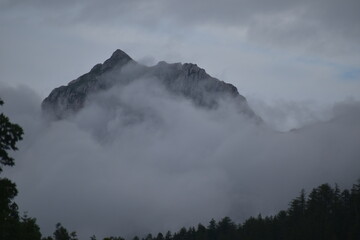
<box><xmin>42</xmin><ymin>49</ymin><xmax>258</xmax><ymax>121</ymax></box>
<box><xmin>2</xmin><ymin>60</ymin><xmax>360</xmax><ymax>239</ymax></box>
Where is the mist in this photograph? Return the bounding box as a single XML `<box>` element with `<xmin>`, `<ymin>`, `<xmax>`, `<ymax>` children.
<box><xmin>1</xmin><ymin>80</ymin><xmax>359</xmax><ymax>239</ymax></box>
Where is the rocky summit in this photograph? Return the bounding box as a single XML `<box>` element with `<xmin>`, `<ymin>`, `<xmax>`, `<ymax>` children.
<box><xmin>42</xmin><ymin>49</ymin><xmax>258</xmax><ymax>120</ymax></box>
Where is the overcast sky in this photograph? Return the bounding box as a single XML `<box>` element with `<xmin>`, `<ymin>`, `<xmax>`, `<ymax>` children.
<box><xmin>1</xmin><ymin>1</ymin><xmax>360</xmax><ymax>239</ymax></box>
<box><xmin>1</xmin><ymin>0</ymin><xmax>359</xmax><ymax>104</ymax></box>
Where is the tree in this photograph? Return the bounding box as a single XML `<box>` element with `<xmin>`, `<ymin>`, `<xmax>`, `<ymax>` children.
<box><xmin>18</xmin><ymin>213</ymin><xmax>42</xmax><ymax>240</ymax></box>
<box><xmin>0</xmin><ymin>98</ymin><xmax>23</xmax><ymax>227</ymax></box>
<box><xmin>53</xmin><ymin>223</ymin><xmax>78</xmax><ymax>240</ymax></box>
<box><xmin>0</xmin><ymin>99</ymin><xmax>24</xmax><ymax>173</ymax></box>
<box><xmin>0</xmin><ymin>98</ymin><xmax>42</xmax><ymax>239</ymax></box>
<box><xmin>288</xmin><ymin>189</ymin><xmax>306</xmax><ymax>218</ymax></box>
<box><xmin>164</xmin><ymin>231</ymin><xmax>172</xmax><ymax>240</ymax></box>
<box><xmin>103</xmin><ymin>237</ymin><xmax>125</xmax><ymax>240</ymax></box>
<box><xmin>144</xmin><ymin>233</ymin><xmax>153</xmax><ymax>240</ymax></box>
<box><xmin>53</xmin><ymin>223</ymin><xmax>70</xmax><ymax>240</ymax></box>
<box><xmin>155</xmin><ymin>232</ymin><xmax>164</xmax><ymax>240</ymax></box>
<box><xmin>0</xmin><ymin>98</ymin><xmax>27</xmax><ymax>240</ymax></box>
<box><xmin>0</xmin><ymin>178</ymin><xmax>19</xmax><ymax>239</ymax></box>
<box><xmin>195</xmin><ymin>224</ymin><xmax>207</xmax><ymax>240</ymax></box>
<box><xmin>207</xmin><ymin>219</ymin><xmax>217</xmax><ymax>240</ymax></box>
<box><xmin>217</xmin><ymin>217</ymin><xmax>237</xmax><ymax>240</ymax></box>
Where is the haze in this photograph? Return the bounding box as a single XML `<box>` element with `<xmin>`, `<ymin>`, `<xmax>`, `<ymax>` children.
<box><xmin>0</xmin><ymin>0</ymin><xmax>360</xmax><ymax>239</ymax></box>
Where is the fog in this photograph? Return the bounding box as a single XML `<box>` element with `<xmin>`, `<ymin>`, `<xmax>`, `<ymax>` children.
<box><xmin>1</xmin><ymin>80</ymin><xmax>360</xmax><ymax>239</ymax></box>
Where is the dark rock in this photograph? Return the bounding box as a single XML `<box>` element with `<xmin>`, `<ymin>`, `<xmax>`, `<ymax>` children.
<box><xmin>42</xmin><ymin>49</ymin><xmax>260</xmax><ymax>121</ymax></box>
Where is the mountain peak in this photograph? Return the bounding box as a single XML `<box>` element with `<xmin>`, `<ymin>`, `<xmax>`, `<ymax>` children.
<box><xmin>42</xmin><ymin>49</ymin><xmax>259</xmax><ymax>121</ymax></box>
<box><xmin>111</xmin><ymin>49</ymin><xmax>132</xmax><ymax>61</ymax></box>
<box><xmin>101</xmin><ymin>49</ymin><xmax>133</xmax><ymax>71</ymax></box>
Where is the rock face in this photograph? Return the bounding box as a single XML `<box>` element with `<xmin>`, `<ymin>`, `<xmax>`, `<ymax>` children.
<box><xmin>42</xmin><ymin>49</ymin><xmax>258</xmax><ymax>120</ymax></box>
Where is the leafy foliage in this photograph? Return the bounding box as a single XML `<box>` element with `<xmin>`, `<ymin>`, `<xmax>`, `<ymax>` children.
<box><xmin>0</xmin><ymin>99</ymin><xmax>23</xmax><ymax>173</ymax></box>
<box><xmin>0</xmin><ymin>98</ymin><xmax>41</xmax><ymax>240</ymax></box>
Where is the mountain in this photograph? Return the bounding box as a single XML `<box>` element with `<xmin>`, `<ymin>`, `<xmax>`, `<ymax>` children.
<box><xmin>42</xmin><ymin>49</ymin><xmax>259</xmax><ymax>120</ymax></box>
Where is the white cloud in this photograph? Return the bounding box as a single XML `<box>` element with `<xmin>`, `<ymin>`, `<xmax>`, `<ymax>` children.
<box><xmin>1</xmin><ymin>81</ymin><xmax>359</xmax><ymax>239</ymax></box>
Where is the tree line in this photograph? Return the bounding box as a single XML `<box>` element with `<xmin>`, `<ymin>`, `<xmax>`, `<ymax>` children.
<box><xmin>102</xmin><ymin>181</ymin><xmax>360</xmax><ymax>240</ymax></box>
<box><xmin>1</xmin><ymin>98</ymin><xmax>359</xmax><ymax>240</ymax></box>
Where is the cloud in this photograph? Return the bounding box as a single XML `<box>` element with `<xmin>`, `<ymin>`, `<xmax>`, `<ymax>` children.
<box><xmin>1</xmin><ymin>0</ymin><xmax>359</xmax><ymax>107</ymax></box>
<box><xmin>2</xmin><ymin>0</ymin><xmax>359</xmax><ymax>60</ymax></box>
<box><xmin>248</xmin><ymin>99</ymin><xmax>333</xmax><ymax>131</ymax></box>
<box><xmin>1</xmin><ymin>79</ymin><xmax>360</xmax><ymax>239</ymax></box>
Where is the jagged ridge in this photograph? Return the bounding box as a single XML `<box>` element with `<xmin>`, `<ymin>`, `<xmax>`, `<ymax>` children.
<box><xmin>42</xmin><ymin>49</ymin><xmax>258</xmax><ymax>120</ymax></box>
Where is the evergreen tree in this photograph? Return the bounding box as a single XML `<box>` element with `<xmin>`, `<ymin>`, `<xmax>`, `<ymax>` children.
<box><xmin>195</xmin><ymin>224</ymin><xmax>207</xmax><ymax>240</ymax></box>
<box><xmin>217</xmin><ymin>217</ymin><xmax>237</xmax><ymax>240</ymax></box>
<box><xmin>164</xmin><ymin>231</ymin><xmax>172</xmax><ymax>240</ymax></box>
<box><xmin>103</xmin><ymin>237</ymin><xmax>125</xmax><ymax>240</ymax></box>
<box><xmin>207</xmin><ymin>219</ymin><xmax>217</xmax><ymax>240</ymax></box>
<box><xmin>144</xmin><ymin>233</ymin><xmax>153</xmax><ymax>240</ymax></box>
<box><xmin>155</xmin><ymin>232</ymin><xmax>164</xmax><ymax>240</ymax></box>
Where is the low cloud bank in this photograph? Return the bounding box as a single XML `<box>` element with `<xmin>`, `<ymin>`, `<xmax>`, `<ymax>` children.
<box><xmin>1</xmin><ymin>81</ymin><xmax>359</xmax><ymax>239</ymax></box>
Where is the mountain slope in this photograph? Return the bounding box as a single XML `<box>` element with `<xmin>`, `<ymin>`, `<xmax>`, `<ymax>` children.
<box><xmin>42</xmin><ymin>49</ymin><xmax>258</xmax><ymax>120</ymax></box>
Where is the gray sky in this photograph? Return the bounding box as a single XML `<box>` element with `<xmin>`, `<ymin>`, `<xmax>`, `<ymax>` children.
<box><xmin>1</xmin><ymin>0</ymin><xmax>360</xmax><ymax>239</ymax></box>
<box><xmin>0</xmin><ymin>0</ymin><xmax>360</xmax><ymax>103</ymax></box>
